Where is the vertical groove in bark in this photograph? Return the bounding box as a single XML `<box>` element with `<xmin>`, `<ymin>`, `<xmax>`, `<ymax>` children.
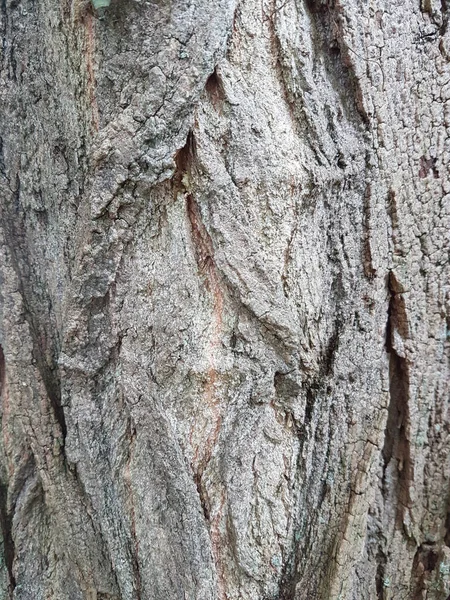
<box><xmin>302</xmin><ymin>0</ymin><xmax>370</xmax><ymax>126</ymax></box>
<box><xmin>0</xmin><ymin>344</ymin><xmax>4</xmax><ymax>401</ymax></box>
<box><xmin>384</xmin><ymin>272</ymin><xmax>412</xmax><ymax>522</ymax></box>
<box><xmin>187</xmin><ymin>192</ymin><xmax>224</xmax><ymax>477</ymax></box>
<box><xmin>374</xmin><ymin>271</ymin><xmax>413</xmax><ymax>598</ymax></box>
<box><xmin>123</xmin><ymin>424</ymin><xmax>142</xmax><ymax>600</ymax></box>
<box><xmin>205</xmin><ymin>69</ymin><xmax>226</xmax><ymax>113</ymax></box>
<box><xmin>0</xmin><ymin>345</ymin><xmax>15</xmax><ymax>599</ymax></box>
<box><xmin>0</xmin><ymin>481</ymin><xmax>14</xmax><ymax>599</ymax></box>
<box><xmin>1</xmin><ymin>177</ymin><xmax>66</xmax><ymax>447</ymax></box>
<box><xmin>411</xmin><ymin>543</ymin><xmax>439</xmax><ymax>600</ymax></box>
<box><xmin>172</xmin><ymin>128</ymin><xmax>230</xmax><ymax>599</ymax></box>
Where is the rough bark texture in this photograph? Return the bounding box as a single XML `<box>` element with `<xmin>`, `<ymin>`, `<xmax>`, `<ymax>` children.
<box><xmin>0</xmin><ymin>0</ymin><xmax>449</xmax><ymax>598</ymax></box>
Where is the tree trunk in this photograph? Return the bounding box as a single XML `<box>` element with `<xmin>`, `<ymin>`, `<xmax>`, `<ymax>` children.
<box><xmin>0</xmin><ymin>0</ymin><xmax>449</xmax><ymax>598</ymax></box>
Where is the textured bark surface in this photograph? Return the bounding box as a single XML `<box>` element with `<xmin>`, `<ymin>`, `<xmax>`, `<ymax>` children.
<box><xmin>0</xmin><ymin>0</ymin><xmax>449</xmax><ymax>598</ymax></box>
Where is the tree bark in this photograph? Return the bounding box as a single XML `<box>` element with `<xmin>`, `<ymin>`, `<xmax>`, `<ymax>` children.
<box><xmin>0</xmin><ymin>0</ymin><xmax>449</xmax><ymax>598</ymax></box>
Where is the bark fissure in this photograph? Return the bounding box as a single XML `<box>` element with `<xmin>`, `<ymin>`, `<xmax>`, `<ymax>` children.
<box><xmin>124</xmin><ymin>425</ymin><xmax>142</xmax><ymax>600</ymax></box>
<box><xmin>0</xmin><ymin>344</ymin><xmax>4</xmax><ymax>399</ymax></box>
<box><xmin>303</xmin><ymin>0</ymin><xmax>369</xmax><ymax>125</ymax></box>
<box><xmin>375</xmin><ymin>545</ymin><xmax>387</xmax><ymax>600</ymax></box>
<box><xmin>383</xmin><ymin>272</ymin><xmax>412</xmax><ymax>521</ymax></box>
<box><xmin>0</xmin><ymin>480</ymin><xmax>15</xmax><ymax>599</ymax></box>
<box><xmin>0</xmin><ymin>345</ymin><xmax>15</xmax><ymax>598</ymax></box>
<box><xmin>186</xmin><ymin>192</ymin><xmax>224</xmax><ymax>490</ymax></box>
<box><xmin>205</xmin><ymin>68</ymin><xmax>226</xmax><ymax>113</ymax></box>
<box><xmin>1</xmin><ymin>183</ymin><xmax>67</xmax><ymax>449</ymax></box>
<box><xmin>411</xmin><ymin>543</ymin><xmax>440</xmax><ymax>600</ymax></box>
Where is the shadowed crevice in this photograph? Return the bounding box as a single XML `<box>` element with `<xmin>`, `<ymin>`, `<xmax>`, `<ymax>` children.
<box><xmin>0</xmin><ymin>346</ymin><xmax>15</xmax><ymax>597</ymax></box>
<box><xmin>375</xmin><ymin>545</ymin><xmax>387</xmax><ymax>600</ymax></box>
<box><xmin>302</xmin><ymin>0</ymin><xmax>370</xmax><ymax>125</ymax></box>
<box><xmin>374</xmin><ymin>272</ymin><xmax>412</xmax><ymax>597</ymax></box>
<box><xmin>205</xmin><ymin>68</ymin><xmax>226</xmax><ymax>112</ymax></box>
<box><xmin>382</xmin><ymin>272</ymin><xmax>412</xmax><ymax>524</ymax></box>
<box><xmin>0</xmin><ymin>346</ymin><xmax>15</xmax><ymax>596</ymax></box>
<box><xmin>172</xmin><ymin>130</ymin><xmax>197</xmax><ymax>195</ymax></box>
<box><xmin>445</xmin><ymin>506</ymin><xmax>450</xmax><ymax>548</ymax></box>
<box><xmin>0</xmin><ymin>480</ymin><xmax>15</xmax><ymax>599</ymax></box>
<box><xmin>410</xmin><ymin>543</ymin><xmax>439</xmax><ymax>600</ymax></box>
<box><xmin>0</xmin><ymin>345</ymin><xmax>4</xmax><ymax>398</ymax></box>
<box><xmin>1</xmin><ymin>177</ymin><xmax>67</xmax><ymax>449</ymax></box>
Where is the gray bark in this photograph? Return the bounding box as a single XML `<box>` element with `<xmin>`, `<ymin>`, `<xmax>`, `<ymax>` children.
<box><xmin>0</xmin><ymin>0</ymin><xmax>449</xmax><ymax>598</ymax></box>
